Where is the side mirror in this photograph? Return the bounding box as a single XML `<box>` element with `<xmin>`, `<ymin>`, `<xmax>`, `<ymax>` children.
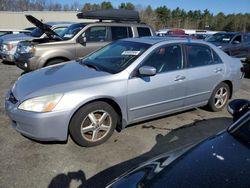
<box><xmin>232</xmin><ymin>40</ymin><xmax>240</xmax><ymax>45</ymax></box>
<box><xmin>227</xmin><ymin>99</ymin><xmax>250</xmax><ymax>122</ymax></box>
<box><xmin>138</xmin><ymin>66</ymin><xmax>156</xmax><ymax>77</ymax></box>
<box><xmin>78</xmin><ymin>36</ymin><xmax>86</xmax><ymax>46</ymax></box>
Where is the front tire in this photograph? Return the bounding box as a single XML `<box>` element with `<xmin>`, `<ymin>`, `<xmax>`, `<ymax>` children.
<box><xmin>69</xmin><ymin>101</ymin><xmax>118</xmax><ymax>147</ymax></box>
<box><xmin>207</xmin><ymin>82</ymin><xmax>230</xmax><ymax>112</ymax></box>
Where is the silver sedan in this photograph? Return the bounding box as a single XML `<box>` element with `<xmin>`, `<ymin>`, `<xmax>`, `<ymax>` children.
<box><xmin>5</xmin><ymin>37</ymin><xmax>243</xmax><ymax>147</ymax></box>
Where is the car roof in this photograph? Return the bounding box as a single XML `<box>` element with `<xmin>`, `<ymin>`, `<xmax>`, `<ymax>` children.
<box><xmin>215</xmin><ymin>32</ymin><xmax>238</xmax><ymax>35</ymax></box>
<box><xmin>122</xmin><ymin>36</ymin><xmax>208</xmax><ymax>45</ymax></box>
<box><xmin>45</xmin><ymin>21</ymin><xmax>76</xmax><ymax>26</ymax></box>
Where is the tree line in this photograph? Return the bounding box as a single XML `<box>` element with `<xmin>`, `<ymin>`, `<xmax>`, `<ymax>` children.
<box><xmin>0</xmin><ymin>0</ymin><xmax>249</xmax><ymax>32</ymax></box>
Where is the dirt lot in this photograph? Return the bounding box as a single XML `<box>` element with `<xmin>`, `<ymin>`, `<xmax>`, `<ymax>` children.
<box><xmin>0</xmin><ymin>61</ymin><xmax>249</xmax><ymax>188</ymax></box>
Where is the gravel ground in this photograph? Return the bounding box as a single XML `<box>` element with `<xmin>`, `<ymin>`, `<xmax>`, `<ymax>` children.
<box><xmin>0</xmin><ymin>61</ymin><xmax>249</xmax><ymax>188</ymax></box>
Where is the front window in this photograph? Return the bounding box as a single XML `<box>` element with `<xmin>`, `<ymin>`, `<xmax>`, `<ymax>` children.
<box><xmin>84</xmin><ymin>26</ymin><xmax>107</xmax><ymax>42</ymax></box>
<box><xmin>80</xmin><ymin>40</ymin><xmax>151</xmax><ymax>74</ymax></box>
<box><xmin>205</xmin><ymin>33</ymin><xmax>235</xmax><ymax>43</ymax></box>
<box><xmin>142</xmin><ymin>44</ymin><xmax>183</xmax><ymax>73</ymax></box>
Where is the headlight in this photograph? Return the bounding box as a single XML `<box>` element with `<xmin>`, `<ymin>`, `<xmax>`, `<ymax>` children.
<box><xmin>17</xmin><ymin>45</ymin><xmax>35</xmax><ymax>54</ymax></box>
<box><xmin>1</xmin><ymin>43</ymin><xmax>14</xmax><ymax>52</ymax></box>
<box><xmin>18</xmin><ymin>94</ymin><xmax>63</xmax><ymax>112</ymax></box>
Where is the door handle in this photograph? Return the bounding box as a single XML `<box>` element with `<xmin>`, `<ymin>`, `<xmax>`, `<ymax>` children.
<box><xmin>214</xmin><ymin>68</ymin><xmax>223</xmax><ymax>73</ymax></box>
<box><xmin>174</xmin><ymin>75</ymin><xmax>186</xmax><ymax>81</ymax></box>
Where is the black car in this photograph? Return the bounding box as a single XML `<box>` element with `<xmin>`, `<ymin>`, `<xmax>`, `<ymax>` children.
<box><xmin>206</xmin><ymin>32</ymin><xmax>250</xmax><ymax>76</ymax></box>
<box><xmin>107</xmin><ymin>99</ymin><xmax>250</xmax><ymax>188</ymax></box>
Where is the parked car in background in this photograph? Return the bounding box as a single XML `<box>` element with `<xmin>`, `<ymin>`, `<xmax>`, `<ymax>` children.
<box><xmin>165</xmin><ymin>34</ymin><xmax>197</xmax><ymax>39</ymax></box>
<box><xmin>23</xmin><ymin>27</ymin><xmax>36</xmax><ymax>31</ymax></box>
<box><xmin>191</xmin><ymin>33</ymin><xmax>209</xmax><ymax>40</ymax></box>
<box><xmin>5</xmin><ymin>37</ymin><xmax>243</xmax><ymax>147</ymax></box>
<box><xmin>205</xmin><ymin>32</ymin><xmax>250</xmax><ymax>59</ymax></box>
<box><xmin>0</xmin><ymin>29</ymin><xmax>31</xmax><ymax>37</ymax></box>
<box><xmin>14</xmin><ymin>10</ymin><xmax>155</xmax><ymax>71</ymax></box>
<box><xmin>0</xmin><ymin>18</ymin><xmax>74</xmax><ymax>63</ymax></box>
<box><xmin>205</xmin><ymin>32</ymin><xmax>250</xmax><ymax>76</ymax></box>
<box><xmin>107</xmin><ymin>99</ymin><xmax>250</xmax><ymax>188</ymax></box>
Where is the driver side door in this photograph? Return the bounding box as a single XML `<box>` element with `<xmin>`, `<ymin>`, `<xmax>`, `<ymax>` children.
<box><xmin>75</xmin><ymin>26</ymin><xmax>110</xmax><ymax>58</ymax></box>
<box><xmin>127</xmin><ymin>44</ymin><xmax>188</xmax><ymax>123</ymax></box>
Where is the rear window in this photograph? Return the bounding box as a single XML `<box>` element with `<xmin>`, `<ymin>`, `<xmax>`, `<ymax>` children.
<box><xmin>111</xmin><ymin>26</ymin><xmax>132</xmax><ymax>40</ymax></box>
<box><xmin>137</xmin><ymin>27</ymin><xmax>152</xmax><ymax>37</ymax></box>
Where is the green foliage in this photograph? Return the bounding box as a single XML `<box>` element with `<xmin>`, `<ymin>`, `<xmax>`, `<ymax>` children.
<box><xmin>119</xmin><ymin>2</ymin><xmax>135</xmax><ymax>10</ymax></box>
<box><xmin>101</xmin><ymin>1</ymin><xmax>113</xmax><ymax>9</ymax></box>
<box><xmin>0</xmin><ymin>0</ymin><xmax>248</xmax><ymax>32</ymax></box>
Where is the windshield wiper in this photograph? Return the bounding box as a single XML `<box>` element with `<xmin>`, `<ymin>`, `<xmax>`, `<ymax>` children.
<box><xmin>80</xmin><ymin>60</ymin><xmax>100</xmax><ymax>71</ymax></box>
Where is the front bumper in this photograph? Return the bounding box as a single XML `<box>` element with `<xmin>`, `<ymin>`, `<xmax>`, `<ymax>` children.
<box><xmin>5</xmin><ymin>96</ymin><xmax>72</xmax><ymax>141</ymax></box>
<box><xmin>0</xmin><ymin>51</ymin><xmax>15</xmax><ymax>62</ymax></box>
<box><xmin>14</xmin><ymin>52</ymin><xmax>38</xmax><ymax>71</ymax></box>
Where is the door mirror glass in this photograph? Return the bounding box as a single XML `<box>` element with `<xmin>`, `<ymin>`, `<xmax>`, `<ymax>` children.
<box><xmin>227</xmin><ymin>99</ymin><xmax>250</xmax><ymax>121</ymax></box>
<box><xmin>139</xmin><ymin>66</ymin><xmax>156</xmax><ymax>76</ymax></box>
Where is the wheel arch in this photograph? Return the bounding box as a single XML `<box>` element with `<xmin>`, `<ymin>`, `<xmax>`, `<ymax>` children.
<box><xmin>67</xmin><ymin>97</ymin><xmax>124</xmax><ymax>135</ymax></box>
<box><xmin>222</xmin><ymin>80</ymin><xmax>233</xmax><ymax>99</ymax></box>
<box><xmin>45</xmin><ymin>56</ymin><xmax>71</xmax><ymax>67</ymax></box>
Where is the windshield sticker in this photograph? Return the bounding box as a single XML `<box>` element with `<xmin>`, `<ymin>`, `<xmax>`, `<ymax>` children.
<box><xmin>222</xmin><ymin>38</ymin><xmax>230</xmax><ymax>41</ymax></box>
<box><xmin>121</xmin><ymin>51</ymin><xmax>141</xmax><ymax>56</ymax></box>
<box><xmin>64</xmin><ymin>34</ymin><xmax>73</xmax><ymax>38</ymax></box>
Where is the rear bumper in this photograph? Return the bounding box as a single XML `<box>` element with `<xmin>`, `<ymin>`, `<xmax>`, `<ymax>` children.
<box><xmin>5</xmin><ymin>98</ymin><xmax>72</xmax><ymax>141</ymax></box>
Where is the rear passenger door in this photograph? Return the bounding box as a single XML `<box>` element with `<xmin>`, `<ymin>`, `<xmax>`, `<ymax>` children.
<box><xmin>110</xmin><ymin>26</ymin><xmax>133</xmax><ymax>40</ymax></box>
<box><xmin>184</xmin><ymin>44</ymin><xmax>225</xmax><ymax>106</ymax></box>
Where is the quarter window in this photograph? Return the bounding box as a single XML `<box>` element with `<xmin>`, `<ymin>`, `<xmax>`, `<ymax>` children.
<box><xmin>142</xmin><ymin>45</ymin><xmax>182</xmax><ymax>73</ymax></box>
<box><xmin>84</xmin><ymin>26</ymin><xmax>107</xmax><ymax>42</ymax></box>
<box><xmin>137</xmin><ymin>27</ymin><xmax>152</xmax><ymax>37</ymax></box>
<box><xmin>186</xmin><ymin>44</ymin><xmax>213</xmax><ymax>68</ymax></box>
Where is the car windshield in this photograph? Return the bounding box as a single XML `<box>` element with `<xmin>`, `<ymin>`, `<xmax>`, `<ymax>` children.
<box><xmin>205</xmin><ymin>33</ymin><xmax>235</xmax><ymax>43</ymax></box>
<box><xmin>30</xmin><ymin>27</ymin><xmax>45</xmax><ymax>37</ymax></box>
<box><xmin>61</xmin><ymin>23</ymin><xmax>86</xmax><ymax>40</ymax></box>
<box><xmin>80</xmin><ymin>40</ymin><xmax>151</xmax><ymax>74</ymax></box>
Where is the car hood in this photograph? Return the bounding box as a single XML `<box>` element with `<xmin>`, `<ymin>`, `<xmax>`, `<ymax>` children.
<box><xmin>12</xmin><ymin>62</ymin><xmax>111</xmax><ymax>100</ymax></box>
<box><xmin>0</xmin><ymin>33</ymin><xmax>34</xmax><ymax>44</ymax></box>
<box><xmin>108</xmin><ymin>132</ymin><xmax>250</xmax><ymax>187</ymax></box>
<box><xmin>25</xmin><ymin>15</ymin><xmax>62</xmax><ymax>41</ymax></box>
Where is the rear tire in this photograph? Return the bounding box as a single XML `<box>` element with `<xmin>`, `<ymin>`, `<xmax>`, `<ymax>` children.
<box><xmin>69</xmin><ymin>101</ymin><xmax>118</xmax><ymax>147</ymax></box>
<box><xmin>207</xmin><ymin>82</ymin><xmax>230</xmax><ymax>112</ymax></box>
